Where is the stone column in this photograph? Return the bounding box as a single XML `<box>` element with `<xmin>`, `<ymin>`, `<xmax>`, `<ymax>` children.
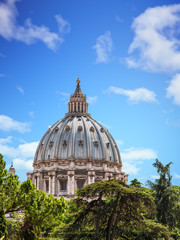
<box><xmin>72</xmin><ymin>102</ymin><xmax>75</xmax><ymax>112</ymax></box>
<box><xmin>49</xmin><ymin>176</ymin><xmax>51</xmax><ymax>194</ymax></box>
<box><xmin>37</xmin><ymin>176</ymin><xmax>40</xmax><ymax>190</ymax></box>
<box><xmin>52</xmin><ymin>175</ymin><xmax>55</xmax><ymax>195</ymax></box>
<box><xmin>67</xmin><ymin>171</ymin><xmax>75</xmax><ymax>195</ymax></box>
<box><xmin>87</xmin><ymin>171</ymin><xmax>95</xmax><ymax>185</ymax></box>
<box><xmin>80</xmin><ymin>102</ymin><xmax>82</xmax><ymax>112</ymax></box>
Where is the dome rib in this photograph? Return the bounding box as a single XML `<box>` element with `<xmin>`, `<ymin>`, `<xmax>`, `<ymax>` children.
<box><xmin>89</xmin><ymin>117</ymin><xmax>105</xmax><ymax>160</ymax></box>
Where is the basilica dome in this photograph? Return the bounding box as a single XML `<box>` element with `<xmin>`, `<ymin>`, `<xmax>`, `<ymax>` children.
<box><xmin>27</xmin><ymin>78</ymin><xmax>128</xmax><ymax>197</ymax></box>
<box><xmin>34</xmin><ymin>116</ymin><xmax>121</xmax><ymax>164</ymax></box>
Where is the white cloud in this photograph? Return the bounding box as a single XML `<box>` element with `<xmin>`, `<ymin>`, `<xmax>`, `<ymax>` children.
<box><xmin>17</xmin><ymin>86</ymin><xmax>24</xmax><ymax>95</ymax></box>
<box><xmin>107</xmin><ymin>86</ymin><xmax>158</xmax><ymax>104</ymax></box>
<box><xmin>166</xmin><ymin>74</ymin><xmax>180</xmax><ymax>106</ymax></box>
<box><xmin>55</xmin><ymin>14</ymin><xmax>71</xmax><ymax>35</ymax></box>
<box><xmin>121</xmin><ymin>147</ymin><xmax>157</xmax><ymax>175</ymax></box>
<box><xmin>174</xmin><ymin>173</ymin><xmax>180</xmax><ymax>179</ymax></box>
<box><xmin>166</xmin><ymin>118</ymin><xmax>180</xmax><ymax>127</ymax></box>
<box><xmin>0</xmin><ymin>136</ymin><xmax>39</xmax><ymax>158</ymax></box>
<box><xmin>0</xmin><ymin>136</ymin><xmax>38</xmax><ymax>170</ymax></box>
<box><xmin>93</xmin><ymin>31</ymin><xmax>113</xmax><ymax>63</ymax></box>
<box><xmin>127</xmin><ymin>4</ymin><xmax>180</xmax><ymax>72</ymax></box>
<box><xmin>0</xmin><ymin>115</ymin><xmax>31</xmax><ymax>133</ymax></box>
<box><xmin>13</xmin><ymin>158</ymin><xmax>33</xmax><ymax>170</ymax></box>
<box><xmin>116</xmin><ymin>139</ymin><xmax>124</xmax><ymax>147</ymax></box>
<box><xmin>28</xmin><ymin>111</ymin><xmax>35</xmax><ymax>118</ymax></box>
<box><xmin>151</xmin><ymin>175</ymin><xmax>159</xmax><ymax>179</ymax></box>
<box><xmin>87</xmin><ymin>96</ymin><xmax>98</xmax><ymax>105</ymax></box>
<box><xmin>0</xmin><ymin>0</ymin><xmax>70</xmax><ymax>51</ymax></box>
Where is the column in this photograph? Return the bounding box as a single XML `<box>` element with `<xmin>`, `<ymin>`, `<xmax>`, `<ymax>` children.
<box><xmin>80</xmin><ymin>102</ymin><xmax>82</xmax><ymax>112</ymax></box>
<box><xmin>37</xmin><ymin>176</ymin><xmax>39</xmax><ymax>190</ymax></box>
<box><xmin>49</xmin><ymin>176</ymin><xmax>51</xmax><ymax>194</ymax></box>
<box><xmin>87</xmin><ymin>171</ymin><xmax>95</xmax><ymax>184</ymax></box>
<box><xmin>67</xmin><ymin>171</ymin><xmax>75</xmax><ymax>195</ymax></box>
<box><xmin>52</xmin><ymin>176</ymin><xmax>55</xmax><ymax>195</ymax></box>
<box><xmin>72</xmin><ymin>102</ymin><xmax>75</xmax><ymax>112</ymax></box>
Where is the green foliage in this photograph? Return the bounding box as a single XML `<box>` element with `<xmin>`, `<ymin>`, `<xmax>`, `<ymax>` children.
<box><xmin>0</xmin><ymin>154</ymin><xmax>8</xmax><ymax>240</ymax></box>
<box><xmin>61</xmin><ymin>179</ymin><xmax>164</xmax><ymax>240</ymax></box>
<box><xmin>6</xmin><ymin>219</ymin><xmax>21</xmax><ymax>240</ymax></box>
<box><xmin>147</xmin><ymin>159</ymin><xmax>173</xmax><ymax>225</ymax></box>
<box><xmin>130</xmin><ymin>178</ymin><xmax>142</xmax><ymax>187</ymax></box>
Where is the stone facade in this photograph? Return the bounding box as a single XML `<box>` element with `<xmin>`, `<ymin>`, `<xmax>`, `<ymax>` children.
<box><xmin>27</xmin><ymin>78</ymin><xmax>128</xmax><ymax>197</ymax></box>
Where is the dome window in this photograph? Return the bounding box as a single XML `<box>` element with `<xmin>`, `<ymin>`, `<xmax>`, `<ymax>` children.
<box><xmin>78</xmin><ymin>140</ymin><xmax>84</xmax><ymax>146</ymax></box>
<box><xmin>78</xmin><ymin>125</ymin><xmax>82</xmax><ymax>131</ymax></box>
<box><xmin>63</xmin><ymin>140</ymin><xmax>68</xmax><ymax>146</ymax></box>
<box><xmin>93</xmin><ymin>140</ymin><xmax>98</xmax><ymax>146</ymax></box>
<box><xmin>106</xmin><ymin>142</ymin><xmax>110</xmax><ymax>148</ymax></box>
<box><xmin>90</xmin><ymin>126</ymin><xmax>94</xmax><ymax>132</ymax></box>
<box><xmin>49</xmin><ymin>141</ymin><xmax>54</xmax><ymax>148</ymax></box>
<box><xmin>100</xmin><ymin>127</ymin><xmax>104</xmax><ymax>133</ymax></box>
<box><xmin>78</xmin><ymin>118</ymin><xmax>81</xmax><ymax>121</ymax></box>
<box><xmin>66</xmin><ymin>125</ymin><xmax>70</xmax><ymax>131</ymax></box>
<box><xmin>54</xmin><ymin>126</ymin><xmax>59</xmax><ymax>132</ymax></box>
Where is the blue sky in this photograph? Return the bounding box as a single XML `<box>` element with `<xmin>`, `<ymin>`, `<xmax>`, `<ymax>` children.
<box><xmin>0</xmin><ymin>0</ymin><xmax>180</xmax><ymax>186</ymax></box>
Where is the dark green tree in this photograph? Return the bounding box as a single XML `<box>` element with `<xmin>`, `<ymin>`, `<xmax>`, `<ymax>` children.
<box><xmin>147</xmin><ymin>159</ymin><xmax>173</xmax><ymax>225</ymax></box>
<box><xmin>62</xmin><ymin>179</ymin><xmax>169</xmax><ymax>240</ymax></box>
<box><xmin>130</xmin><ymin>178</ymin><xmax>142</xmax><ymax>187</ymax></box>
<box><xmin>0</xmin><ymin>154</ymin><xmax>8</xmax><ymax>240</ymax></box>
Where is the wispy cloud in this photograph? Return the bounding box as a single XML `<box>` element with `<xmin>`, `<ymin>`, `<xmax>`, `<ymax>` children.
<box><xmin>121</xmin><ymin>147</ymin><xmax>157</xmax><ymax>175</ymax></box>
<box><xmin>151</xmin><ymin>175</ymin><xmax>159</xmax><ymax>180</ymax></box>
<box><xmin>174</xmin><ymin>173</ymin><xmax>180</xmax><ymax>179</ymax></box>
<box><xmin>0</xmin><ymin>136</ymin><xmax>38</xmax><ymax>170</ymax></box>
<box><xmin>13</xmin><ymin>158</ymin><xmax>33</xmax><ymax>170</ymax></box>
<box><xmin>166</xmin><ymin>118</ymin><xmax>180</xmax><ymax>127</ymax></box>
<box><xmin>106</xmin><ymin>86</ymin><xmax>158</xmax><ymax>104</ymax></box>
<box><xmin>0</xmin><ymin>0</ymin><xmax>70</xmax><ymax>51</ymax></box>
<box><xmin>56</xmin><ymin>91</ymin><xmax>70</xmax><ymax>103</ymax></box>
<box><xmin>116</xmin><ymin>139</ymin><xmax>124</xmax><ymax>148</ymax></box>
<box><xmin>87</xmin><ymin>96</ymin><xmax>98</xmax><ymax>105</ymax></box>
<box><xmin>115</xmin><ymin>15</ymin><xmax>123</xmax><ymax>23</ymax></box>
<box><xmin>126</xmin><ymin>4</ymin><xmax>180</xmax><ymax>73</ymax></box>
<box><xmin>0</xmin><ymin>73</ymin><xmax>6</xmax><ymax>78</ymax></box>
<box><xmin>0</xmin><ymin>115</ymin><xmax>31</xmax><ymax>133</ymax></box>
<box><xmin>93</xmin><ymin>31</ymin><xmax>113</xmax><ymax>63</ymax></box>
<box><xmin>166</xmin><ymin>74</ymin><xmax>180</xmax><ymax>106</ymax></box>
<box><xmin>28</xmin><ymin>111</ymin><xmax>35</xmax><ymax>118</ymax></box>
<box><xmin>17</xmin><ymin>86</ymin><xmax>24</xmax><ymax>95</ymax></box>
<box><xmin>55</xmin><ymin>14</ymin><xmax>71</xmax><ymax>35</ymax></box>
<box><xmin>0</xmin><ymin>52</ymin><xmax>6</xmax><ymax>58</ymax></box>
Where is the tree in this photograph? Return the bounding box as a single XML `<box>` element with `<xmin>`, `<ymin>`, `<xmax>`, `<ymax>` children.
<box><xmin>147</xmin><ymin>159</ymin><xmax>173</xmax><ymax>225</ymax></box>
<box><xmin>130</xmin><ymin>178</ymin><xmax>142</xmax><ymax>187</ymax></box>
<box><xmin>0</xmin><ymin>154</ymin><xmax>66</xmax><ymax>239</ymax></box>
<box><xmin>0</xmin><ymin>154</ymin><xmax>8</xmax><ymax>240</ymax></box>
<box><xmin>62</xmin><ymin>179</ymin><xmax>169</xmax><ymax>240</ymax></box>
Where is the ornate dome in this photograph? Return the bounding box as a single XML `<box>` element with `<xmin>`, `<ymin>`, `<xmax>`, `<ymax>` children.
<box><xmin>34</xmin><ymin>115</ymin><xmax>121</xmax><ymax>164</ymax></box>
<box><xmin>27</xmin><ymin>78</ymin><xmax>128</xmax><ymax>197</ymax></box>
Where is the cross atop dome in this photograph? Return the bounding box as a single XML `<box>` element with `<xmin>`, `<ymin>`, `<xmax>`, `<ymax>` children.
<box><xmin>65</xmin><ymin>78</ymin><xmax>91</xmax><ymax>117</ymax></box>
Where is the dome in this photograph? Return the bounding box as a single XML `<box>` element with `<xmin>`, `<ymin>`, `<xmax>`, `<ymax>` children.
<box><xmin>34</xmin><ymin>115</ymin><xmax>121</xmax><ymax>164</ymax></box>
<box><xmin>27</xmin><ymin>78</ymin><xmax>128</xmax><ymax>197</ymax></box>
